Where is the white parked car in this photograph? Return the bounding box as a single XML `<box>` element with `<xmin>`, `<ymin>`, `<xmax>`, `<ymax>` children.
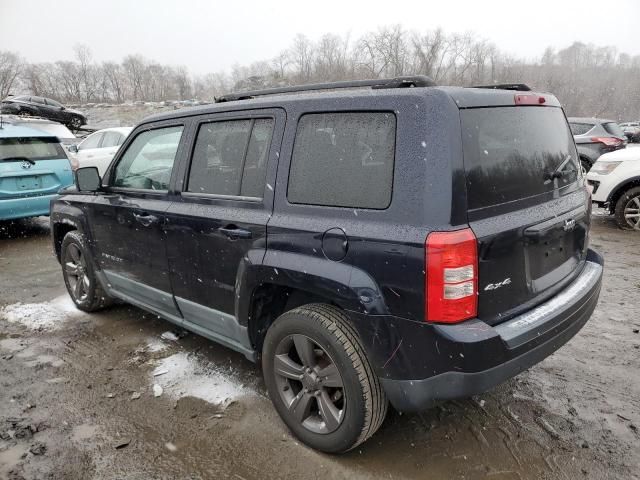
<box><xmin>586</xmin><ymin>147</ymin><xmax>640</xmax><ymax>230</ymax></box>
<box><xmin>68</xmin><ymin>127</ymin><xmax>132</xmax><ymax>175</ymax></box>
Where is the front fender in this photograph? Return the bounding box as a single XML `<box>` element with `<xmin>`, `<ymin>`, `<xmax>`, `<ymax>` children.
<box><xmin>235</xmin><ymin>250</ymin><xmax>388</xmax><ymax>327</ymax></box>
<box><xmin>605</xmin><ymin>175</ymin><xmax>640</xmax><ymax>203</ymax></box>
<box><xmin>50</xmin><ymin>195</ymin><xmax>94</xmax><ymax>261</ymax></box>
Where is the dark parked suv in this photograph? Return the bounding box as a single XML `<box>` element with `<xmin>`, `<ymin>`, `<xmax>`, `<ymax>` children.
<box><xmin>568</xmin><ymin>117</ymin><xmax>627</xmax><ymax>172</ymax></box>
<box><xmin>51</xmin><ymin>77</ymin><xmax>603</xmax><ymax>453</ymax></box>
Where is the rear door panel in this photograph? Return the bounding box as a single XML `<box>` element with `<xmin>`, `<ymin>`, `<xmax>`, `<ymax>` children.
<box><xmin>165</xmin><ymin>108</ymin><xmax>284</xmax><ymax>344</ymax></box>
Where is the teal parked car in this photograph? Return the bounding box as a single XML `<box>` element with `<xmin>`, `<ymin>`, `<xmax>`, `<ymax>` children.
<box><xmin>0</xmin><ymin>124</ymin><xmax>74</xmax><ymax>220</ymax></box>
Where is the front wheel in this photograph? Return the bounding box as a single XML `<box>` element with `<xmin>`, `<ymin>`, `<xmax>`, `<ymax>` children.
<box><xmin>61</xmin><ymin>231</ymin><xmax>112</xmax><ymax>311</ymax></box>
<box><xmin>262</xmin><ymin>304</ymin><xmax>387</xmax><ymax>453</ymax></box>
<box><xmin>614</xmin><ymin>186</ymin><xmax>640</xmax><ymax>231</ymax></box>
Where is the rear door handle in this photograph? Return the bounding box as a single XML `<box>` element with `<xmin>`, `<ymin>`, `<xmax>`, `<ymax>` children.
<box><xmin>218</xmin><ymin>226</ymin><xmax>252</xmax><ymax>239</ymax></box>
<box><xmin>133</xmin><ymin>212</ymin><xmax>158</xmax><ymax>227</ymax></box>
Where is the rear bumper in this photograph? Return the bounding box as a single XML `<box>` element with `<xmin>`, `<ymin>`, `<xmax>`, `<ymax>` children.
<box><xmin>369</xmin><ymin>249</ymin><xmax>603</xmax><ymax>412</ymax></box>
<box><xmin>0</xmin><ymin>193</ymin><xmax>58</xmax><ymax>220</ymax></box>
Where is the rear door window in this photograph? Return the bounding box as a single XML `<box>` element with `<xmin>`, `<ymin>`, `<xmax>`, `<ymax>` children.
<box><xmin>101</xmin><ymin>132</ymin><xmax>123</xmax><ymax>148</ymax></box>
<box><xmin>287</xmin><ymin>112</ymin><xmax>396</xmax><ymax>209</ymax></box>
<box><xmin>569</xmin><ymin>123</ymin><xmax>593</xmax><ymax>135</ymax></box>
<box><xmin>45</xmin><ymin>98</ymin><xmax>62</xmax><ymax>108</ymax></box>
<box><xmin>461</xmin><ymin>107</ymin><xmax>578</xmax><ymax>210</ymax></box>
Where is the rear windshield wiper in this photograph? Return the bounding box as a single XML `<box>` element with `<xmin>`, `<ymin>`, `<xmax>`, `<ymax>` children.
<box><xmin>0</xmin><ymin>156</ymin><xmax>36</xmax><ymax>165</ymax></box>
<box><xmin>544</xmin><ymin>155</ymin><xmax>573</xmax><ymax>184</ymax></box>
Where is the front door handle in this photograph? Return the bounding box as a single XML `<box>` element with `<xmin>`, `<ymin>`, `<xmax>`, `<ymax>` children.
<box><xmin>218</xmin><ymin>226</ymin><xmax>252</xmax><ymax>239</ymax></box>
<box><xmin>133</xmin><ymin>212</ymin><xmax>158</xmax><ymax>227</ymax></box>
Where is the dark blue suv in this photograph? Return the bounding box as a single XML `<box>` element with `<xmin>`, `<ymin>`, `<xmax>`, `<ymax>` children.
<box><xmin>50</xmin><ymin>77</ymin><xmax>603</xmax><ymax>453</ymax></box>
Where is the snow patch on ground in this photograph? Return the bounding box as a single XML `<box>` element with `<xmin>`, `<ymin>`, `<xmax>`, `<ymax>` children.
<box><xmin>146</xmin><ymin>338</ymin><xmax>169</xmax><ymax>353</ymax></box>
<box><xmin>0</xmin><ymin>295</ymin><xmax>81</xmax><ymax>330</ymax></box>
<box><xmin>151</xmin><ymin>352</ymin><xmax>253</xmax><ymax>405</ymax></box>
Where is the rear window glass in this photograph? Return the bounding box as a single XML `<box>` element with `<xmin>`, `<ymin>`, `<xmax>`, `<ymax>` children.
<box><xmin>569</xmin><ymin>122</ymin><xmax>593</xmax><ymax>135</ymax></box>
<box><xmin>603</xmin><ymin>122</ymin><xmax>625</xmax><ymax>138</ymax></box>
<box><xmin>462</xmin><ymin>107</ymin><xmax>578</xmax><ymax>210</ymax></box>
<box><xmin>0</xmin><ymin>136</ymin><xmax>66</xmax><ymax>161</ymax></box>
<box><xmin>288</xmin><ymin>112</ymin><xmax>396</xmax><ymax>209</ymax></box>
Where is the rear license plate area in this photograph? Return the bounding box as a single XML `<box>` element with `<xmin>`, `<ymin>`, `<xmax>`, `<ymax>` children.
<box><xmin>17</xmin><ymin>176</ymin><xmax>41</xmax><ymax>190</ymax></box>
<box><xmin>527</xmin><ymin>234</ymin><xmax>573</xmax><ymax>280</ymax></box>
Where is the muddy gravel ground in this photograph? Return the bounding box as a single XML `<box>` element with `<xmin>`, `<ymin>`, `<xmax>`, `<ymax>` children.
<box><xmin>0</xmin><ymin>214</ymin><xmax>639</xmax><ymax>480</ymax></box>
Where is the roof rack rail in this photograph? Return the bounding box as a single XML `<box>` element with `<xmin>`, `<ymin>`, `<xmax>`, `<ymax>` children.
<box><xmin>215</xmin><ymin>75</ymin><xmax>436</xmax><ymax>103</ymax></box>
<box><xmin>470</xmin><ymin>83</ymin><xmax>531</xmax><ymax>92</ymax></box>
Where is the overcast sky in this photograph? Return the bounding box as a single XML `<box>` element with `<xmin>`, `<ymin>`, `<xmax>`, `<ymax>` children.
<box><xmin>0</xmin><ymin>0</ymin><xmax>637</xmax><ymax>74</ymax></box>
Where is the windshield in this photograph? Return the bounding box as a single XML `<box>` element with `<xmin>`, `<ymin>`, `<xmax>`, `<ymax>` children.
<box><xmin>0</xmin><ymin>136</ymin><xmax>67</xmax><ymax>161</ymax></box>
<box><xmin>461</xmin><ymin>106</ymin><xmax>579</xmax><ymax>210</ymax></box>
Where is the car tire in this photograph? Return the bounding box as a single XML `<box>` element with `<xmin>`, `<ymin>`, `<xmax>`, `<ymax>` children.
<box><xmin>614</xmin><ymin>186</ymin><xmax>640</xmax><ymax>231</ymax></box>
<box><xmin>61</xmin><ymin>231</ymin><xmax>113</xmax><ymax>311</ymax></box>
<box><xmin>580</xmin><ymin>158</ymin><xmax>592</xmax><ymax>173</ymax></box>
<box><xmin>69</xmin><ymin>116</ymin><xmax>83</xmax><ymax>130</ymax></box>
<box><xmin>262</xmin><ymin>303</ymin><xmax>388</xmax><ymax>453</ymax></box>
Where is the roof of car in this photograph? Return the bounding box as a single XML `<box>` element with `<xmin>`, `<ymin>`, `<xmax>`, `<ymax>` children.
<box><xmin>96</xmin><ymin>127</ymin><xmax>133</xmax><ymax>134</ymax></box>
<box><xmin>0</xmin><ymin>123</ymin><xmax>59</xmax><ymax>139</ymax></box>
<box><xmin>568</xmin><ymin>117</ymin><xmax>616</xmax><ymax>124</ymax></box>
<box><xmin>138</xmin><ymin>85</ymin><xmax>561</xmax><ymax>126</ymax></box>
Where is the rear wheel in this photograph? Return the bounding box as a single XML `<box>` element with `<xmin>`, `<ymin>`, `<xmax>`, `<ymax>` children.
<box><xmin>69</xmin><ymin>116</ymin><xmax>83</xmax><ymax>130</ymax></box>
<box><xmin>614</xmin><ymin>186</ymin><xmax>640</xmax><ymax>230</ymax></box>
<box><xmin>262</xmin><ymin>304</ymin><xmax>387</xmax><ymax>453</ymax></box>
<box><xmin>61</xmin><ymin>231</ymin><xmax>112</xmax><ymax>311</ymax></box>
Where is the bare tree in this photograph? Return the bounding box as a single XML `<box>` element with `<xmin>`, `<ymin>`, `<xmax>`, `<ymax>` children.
<box><xmin>3</xmin><ymin>26</ymin><xmax>640</xmax><ymax>119</ymax></box>
<box><xmin>0</xmin><ymin>51</ymin><xmax>23</xmax><ymax>99</ymax></box>
<box><xmin>289</xmin><ymin>34</ymin><xmax>314</xmax><ymax>83</ymax></box>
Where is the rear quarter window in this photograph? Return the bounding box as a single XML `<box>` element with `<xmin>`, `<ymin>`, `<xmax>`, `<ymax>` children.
<box><xmin>287</xmin><ymin>112</ymin><xmax>396</xmax><ymax>209</ymax></box>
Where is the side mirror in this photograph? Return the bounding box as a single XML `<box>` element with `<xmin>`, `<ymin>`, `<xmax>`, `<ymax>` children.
<box><xmin>75</xmin><ymin>166</ymin><xmax>101</xmax><ymax>192</ymax></box>
<box><xmin>68</xmin><ymin>144</ymin><xmax>78</xmax><ymax>154</ymax></box>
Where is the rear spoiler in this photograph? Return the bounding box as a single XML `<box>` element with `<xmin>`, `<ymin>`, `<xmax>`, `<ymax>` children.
<box><xmin>470</xmin><ymin>84</ymin><xmax>531</xmax><ymax>92</ymax></box>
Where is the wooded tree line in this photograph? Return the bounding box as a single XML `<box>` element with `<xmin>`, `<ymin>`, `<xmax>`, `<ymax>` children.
<box><xmin>1</xmin><ymin>26</ymin><xmax>639</xmax><ymax>119</ymax></box>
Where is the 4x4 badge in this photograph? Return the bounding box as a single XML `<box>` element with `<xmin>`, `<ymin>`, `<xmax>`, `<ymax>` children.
<box><xmin>484</xmin><ymin>278</ymin><xmax>511</xmax><ymax>291</ymax></box>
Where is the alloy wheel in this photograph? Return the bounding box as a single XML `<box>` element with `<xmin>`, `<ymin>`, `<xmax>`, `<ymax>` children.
<box><xmin>273</xmin><ymin>334</ymin><xmax>345</xmax><ymax>434</ymax></box>
<box><xmin>624</xmin><ymin>195</ymin><xmax>640</xmax><ymax>230</ymax></box>
<box><xmin>65</xmin><ymin>243</ymin><xmax>90</xmax><ymax>302</ymax></box>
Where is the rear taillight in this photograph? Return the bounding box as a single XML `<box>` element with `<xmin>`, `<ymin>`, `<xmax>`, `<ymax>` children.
<box><xmin>514</xmin><ymin>94</ymin><xmax>546</xmax><ymax>105</ymax></box>
<box><xmin>425</xmin><ymin>228</ymin><xmax>478</xmax><ymax>323</ymax></box>
<box><xmin>591</xmin><ymin>136</ymin><xmax>623</xmax><ymax>147</ymax></box>
<box><xmin>69</xmin><ymin>156</ymin><xmax>79</xmax><ymax>171</ymax></box>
